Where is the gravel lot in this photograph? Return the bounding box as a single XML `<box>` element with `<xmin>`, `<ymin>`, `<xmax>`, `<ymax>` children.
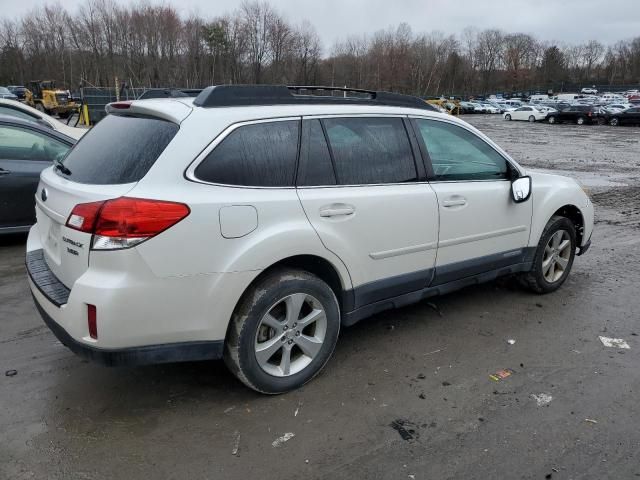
<box><xmin>2</xmin><ymin>115</ymin><xmax>639</xmax><ymax>479</ymax></box>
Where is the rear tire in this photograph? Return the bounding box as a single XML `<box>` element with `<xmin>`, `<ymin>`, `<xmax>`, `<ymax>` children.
<box><xmin>224</xmin><ymin>268</ymin><xmax>340</xmax><ymax>394</ymax></box>
<box><xmin>505</xmin><ymin>114</ymin><xmax>511</xmax><ymax>121</ymax></box>
<box><xmin>576</xmin><ymin>117</ymin><xmax>586</xmax><ymax>125</ymax></box>
<box><xmin>528</xmin><ymin>115</ymin><xmax>535</xmax><ymax>122</ymax></box>
<box><xmin>610</xmin><ymin>117</ymin><xmax>619</xmax><ymax>126</ymax></box>
<box><xmin>519</xmin><ymin>216</ymin><xmax>576</xmax><ymax>294</ymax></box>
<box><xmin>548</xmin><ymin>116</ymin><xmax>556</xmax><ymax>124</ymax></box>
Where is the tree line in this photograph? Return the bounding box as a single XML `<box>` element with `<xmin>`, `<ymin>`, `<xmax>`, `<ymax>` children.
<box><xmin>1</xmin><ymin>0</ymin><xmax>639</xmax><ymax>96</ymax></box>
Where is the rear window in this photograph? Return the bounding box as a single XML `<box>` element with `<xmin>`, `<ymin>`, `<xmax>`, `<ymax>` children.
<box><xmin>57</xmin><ymin>115</ymin><xmax>178</xmax><ymax>184</ymax></box>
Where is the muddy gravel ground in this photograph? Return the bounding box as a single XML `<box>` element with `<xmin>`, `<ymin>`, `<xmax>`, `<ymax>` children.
<box><xmin>1</xmin><ymin>115</ymin><xmax>640</xmax><ymax>480</ymax></box>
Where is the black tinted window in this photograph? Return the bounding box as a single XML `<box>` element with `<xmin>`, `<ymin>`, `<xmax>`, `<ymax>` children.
<box><xmin>415</xmin><ymin>119</ymin><xmax>508</xmax><ymax>181</ymax></box>
<box><xmin>323</xmin><ymin>117</ymin><xmax>416</xmax><ymax>185</ymax></box>
<box><xmin>57</xmin><ymin>115</ymin><xmax>178</xmax><ymax>184</ymax></box>
<box><xmin>298</xmin><ymin>119</ymin><xmax>336</xmax><ymax>186</ymax></box>
<box><xmin>195</xmin><ymin>120</ymin><xmax>299</xmax><ymax>187</ymax></box>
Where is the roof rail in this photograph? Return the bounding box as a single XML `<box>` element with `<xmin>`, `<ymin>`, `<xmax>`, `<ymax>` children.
<box><xmin>192</xmin><ymin>85</ymin><xmax>436</xmax><ymax>111</ymax></box>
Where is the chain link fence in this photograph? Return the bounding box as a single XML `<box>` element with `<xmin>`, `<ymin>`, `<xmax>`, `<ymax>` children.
<box><xmin>80</xmin><ymin>87</ymin><xmax>146</xmax><ymax>124</ymax></box>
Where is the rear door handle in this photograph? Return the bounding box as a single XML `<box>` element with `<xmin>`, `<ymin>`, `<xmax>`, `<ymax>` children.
<box><xmin>319</xmin><ymin>204</ymin><xmax>355</xmax><ymax>217</ymax></box>
<box><xmin>0</xmin><ymin>168</ymin><xmax>11</xmax><ymax>176</ymax></box>
<box><xmin>442</xmin><ymin>197</ymin><xmax>467</xmax><ymax>208</ymax></box>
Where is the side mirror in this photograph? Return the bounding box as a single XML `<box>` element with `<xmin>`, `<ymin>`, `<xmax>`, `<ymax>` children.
<box><xmin>511</xmin><ymin>176</ymin><xmax>532</xmax><ymax>203</ymax></box>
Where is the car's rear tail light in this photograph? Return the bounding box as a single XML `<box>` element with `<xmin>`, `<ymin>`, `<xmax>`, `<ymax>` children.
<box><xmin>66</xmin><ymin>201</ymin><xmax>105</xmax><ymax>233</ymax></box>
<box><xmin>66</xmin><ymin>197</ymin><xmax>190</xmax><ymax>250</ymax></box>
<box><xmin>87</xmin><ymin>304</ymin><xmax>97</xmax><ymax>339</ymax></box>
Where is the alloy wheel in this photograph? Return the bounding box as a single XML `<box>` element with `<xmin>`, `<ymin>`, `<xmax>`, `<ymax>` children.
<box><xmin>254</xmin><ymin>293</ymin><xmax>327</xmax><ymax>377</ymax></box>
<box><xmin>542</xmin><ymin>230</ymin><xmax>572</xmax><ymax>283</ymax></box>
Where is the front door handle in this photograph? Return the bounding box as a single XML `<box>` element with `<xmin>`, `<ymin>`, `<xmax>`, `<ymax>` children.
<box><xmin>442</xmin><ymin>197</ymin><xmax>467</xmax><ymax>208</ymax></box>
<box><xmin>319</xmin><ymin>204</ymin><xmax>355</xmax><ymax>218</ymax></box>
<box><xmin>0</xmin><ymin>168</ymin><xmax>11</xmax><ymax>176</ymax></box>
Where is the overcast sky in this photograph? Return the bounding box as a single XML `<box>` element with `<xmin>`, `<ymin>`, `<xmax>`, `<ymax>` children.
<box><xmin>2</xmin><ymin>0</ymin><xmax>638</xmax><ymax>49</ymax></box>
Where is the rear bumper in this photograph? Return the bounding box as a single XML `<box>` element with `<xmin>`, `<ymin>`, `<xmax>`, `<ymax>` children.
<box><xmin>32</xmin><ymin>293</ymin><xmax>223</xmax><ymax>366</ymax></box>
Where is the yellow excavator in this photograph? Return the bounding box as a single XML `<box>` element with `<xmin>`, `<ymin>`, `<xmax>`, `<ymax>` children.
<box><xmin>25</xmin><ymin>80</ymin><xmax>76</xmax><ymax>118</ymax></box>
<box><xmin>426</xmin><ymin>98</ymin><xmax>461</xmax><ymax>116</ymax></box>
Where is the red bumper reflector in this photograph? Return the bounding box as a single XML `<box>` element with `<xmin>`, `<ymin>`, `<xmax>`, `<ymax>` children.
<box><xmin>88</xmin><ymin>304</ymin><xmax>97</xmax><ymax>339</ymax></box>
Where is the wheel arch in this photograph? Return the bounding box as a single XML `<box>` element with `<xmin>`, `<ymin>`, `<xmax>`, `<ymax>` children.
<box><xmin>551</xmin><ymin>204</ymin><xmax>584</xmax><ymax>247</ymax></box>
<box><xmin>530</xmin><ymin>202</ymin><xmax>585</xmax><ymax>248</ymax></box>
<box><xmin>231</xmin><ymin>254</ymin><xmax>352</xmax><ymax>321</ymax></box>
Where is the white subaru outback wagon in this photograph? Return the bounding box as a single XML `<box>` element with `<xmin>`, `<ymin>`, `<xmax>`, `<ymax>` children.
<box><xmin>27</xmin><ymin>85</ymin><xmax>593</xmax><ymax>393</ymax></box>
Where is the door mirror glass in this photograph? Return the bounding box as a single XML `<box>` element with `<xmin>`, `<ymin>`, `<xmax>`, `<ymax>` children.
<box><xmin>511</xmin><ymin>176</ymin><xmax>531</xmax><ymax>203</ymax></box>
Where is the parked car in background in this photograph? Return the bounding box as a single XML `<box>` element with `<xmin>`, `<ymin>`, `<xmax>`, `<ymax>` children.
<box><xmin>0</xmin><ymin>87</ymin><xmax>18</xmax><ymax>100</ymax></box>
<box><xmin>7</xmin><ymin>85</ymin><xmax>28</xmax><ymax>102</ymax></box>
<box><xmin>0</xmin><ymin>99</ymin><xmax>86</xmax><ymax>140</ymax></box>
<box><xmin>530</xmin><ymin>94</ymin><xmax>551</xmax><ymax>102</ymax></box>
<box><xmin>504</xmin><ymin>106</ymin><xmax>548</xmax><ymax>122</ymax></box>
<box><xmin>535</xmin><ymin>105</ymin><xmax>557</xmax><ymax>115</ymax></box>
<box><xmin>0</xmin><ymin>116</ymin><xmax>75</xmax><ymax>234</ymax></box>
<box><xmin>25</xmin><ymin>85</ymin><xmax>593</xmax><ymax>393</ymax></box>
<box><xmin>608</xmin><ymin>106</ymin><xmax>640</xmax><ymax>126</ymax></box>
<box><xmin>478</xmin><ymin>102</ymin><xmax>500</xmax><ymax>113</ymax></box>
<box><xmin>600</xmin><ymin>93</ymin><xmax>626</xmax><ymax>103</ymax></box>
<box><xmin>469</xmin><ymin>102</ymin><xmax>487</xmax><ymax>113</ymax></box>
<box><xmin>546</xmin><ymin>105</ymin><xmax>605</xmax><ymax>125</ymax></box>
<box><xmin>554</xmin><ymin>93</ymin><xmax>581</xmax><ymax>102</ymax></box>
<box><xmin>581</xmin><ymin>87</ymin><xmax>598</xmax><ymax>95</ymax></box>
<box><xmin>603</xmin><ymin>103</ymin><xmax>633</xmax><ymax>113</ymax></box>
<box><xmin>459</xmin><ymin>101</ymin><xmax>477</xmax><ymax>114</ymax></box>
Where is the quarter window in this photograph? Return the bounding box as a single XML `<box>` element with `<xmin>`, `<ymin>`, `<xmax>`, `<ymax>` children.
<box><xmin>322</xmin><ymin>117</ymin><xmax>417</xmax><ymax>185</ymax></box>
<box><xmin>195</xmin><ymin>120</ymin><xmax>300</xmax><ymax>187</ymax></box>
<box><xmin>415</xmin><ymin>119</ymin><xmax>509</xmax><ymax>181</ymax></box>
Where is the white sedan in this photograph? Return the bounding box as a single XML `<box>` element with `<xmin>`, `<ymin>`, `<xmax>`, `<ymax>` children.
<box><xmin>0</xmin><ymin>99</ymin><xmax>86</xmax><ymax>140</ymax></box>
<box><xmin>504</xmin><ymin>106</ymin><xmax>547</xmax><ymax>122</ymax></box>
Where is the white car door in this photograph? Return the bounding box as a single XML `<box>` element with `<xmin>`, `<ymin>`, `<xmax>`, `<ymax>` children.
<box><xmin>296</xmin><ymin>116</ymin><xmax>439</xmax><ymax>312</ymax></box>
<box><xmin>512</xmin><ymin>107</ymin><xmax>529</xmax><ymax>120</ymax></box>
<box><xmin>411</xmin><ymin>117</ymin><xmax>533</xmax><ymax>285</ymax></box>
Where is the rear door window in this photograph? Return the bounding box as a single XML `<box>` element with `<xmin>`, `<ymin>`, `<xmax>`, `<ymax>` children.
<box><xmin>0</xmin><ymin>126</ymin><xmax>70</xmax><ymax>161</ymax></box>
<box><xmin>56</xmin><ymin>114</ymin><xmax>179</xmax><ymax>184</ymax></box>
<box><xmin>194</xmin><ymin>120</ymin><xmax>299</xmax><ymax>187</ymax></box>
<box><xmin>322</xmin><ymin>117</ymin><xmax>417</xmax><ymax>185</ymax></box>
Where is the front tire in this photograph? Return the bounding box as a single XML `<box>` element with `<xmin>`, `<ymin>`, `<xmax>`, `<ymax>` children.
<box><xmin>505</xmin><ymin>114</ymin><xmax>511</xmax><ymax>121</ymax></box>
<box><xmin>548</xmin><ymin>115</ymin><xmax>556</xmax><ymax>124</ymax></box>
<box><xmin>519</xmin><ymin>216</ymin><xmax>576</xmax><ymax>294</ymax></box>
<box><xmin>224</xmin><ymin>268</ymin><xmax>340</xmax><ymax>394</ymax></box>
<box><xmin>610</xmin><ymin>117</ymin><xmax>619</xmax><ymax>126</ymax></box>
<box><xmin>528</xmin><ymin>115</ymin><xmax>535</xmax><ymax>122</ymax></box>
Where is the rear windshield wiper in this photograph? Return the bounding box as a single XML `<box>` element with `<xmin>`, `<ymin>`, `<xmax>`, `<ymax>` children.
<box><xmin>53</xmin><ymin>158</ymin><xmax>72</xmax><ymax>176</ymax></box>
